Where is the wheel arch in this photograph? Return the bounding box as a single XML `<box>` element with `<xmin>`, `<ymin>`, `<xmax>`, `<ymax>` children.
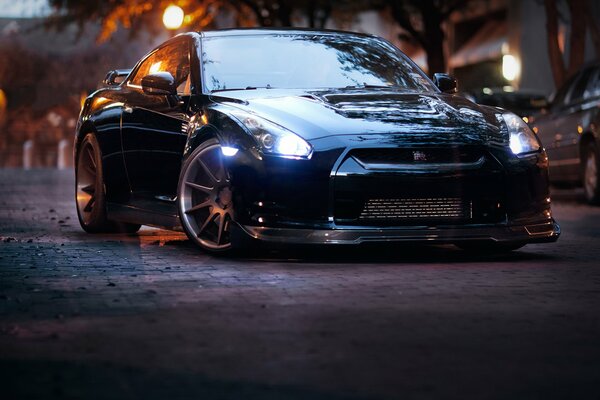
<box><xmin>183</xmin><ymin>107</ymin><xmax>257</xmax><ymax>162</ymax></box>
<box><xmin>184</xmin><ymin>125</ymin><xmax>221</xmax><ymax>161</ymax></box>
<box><xmin>74</xmin><ymin>122</ymin><xmax>99</xmax><ymax>166</ymax></box>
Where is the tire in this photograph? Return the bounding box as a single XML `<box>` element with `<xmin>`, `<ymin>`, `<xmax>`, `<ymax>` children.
<box><xmin>177</xmin><ymin>139</ymin><xmax>235</xmax><ymax>253</ymax></box>
<box><xmin>455</xmin><ymin>241</ymin><xmax>526</xmax><ymax>253</ymax></box>
<box><xmin>75</xmin><ymin>133</ymin><xmax>141</xmax><ymax>234</ymax></box>
<box><xmin>582</xmin><ymin>141</ymin><xmax>600</xmax><ymax>205</ymax></box>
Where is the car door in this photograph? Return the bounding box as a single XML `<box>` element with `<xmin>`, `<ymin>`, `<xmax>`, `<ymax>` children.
<box><xmin>551</xmin><ymin>68</ymin><xmax>596</xmax><ymax>180</ymax></box>
<box><xmin>121</xmin><ymin>38</ymin><xmax>194</xmax><ymax>201</ymax></box>
<box><xmin>534</xmin><ymin>73</ymin><xmax>578</xmax><ymax>182</ymax></box>
<box><xmin>548</xmin><ymin>68</ymin><xmax>593</xmax><ymax>181</ymax></box>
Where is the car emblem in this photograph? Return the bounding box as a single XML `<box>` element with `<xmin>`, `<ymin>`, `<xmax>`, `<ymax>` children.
<box><xmin>413</xmin><ymin>151</ymin><xmax>427</xmax><ymax>162</ymax></box>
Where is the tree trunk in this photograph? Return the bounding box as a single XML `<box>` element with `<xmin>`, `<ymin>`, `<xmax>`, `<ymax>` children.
<box><xmin>544</xmin><ymin>0</ymin><xmax>566</xmax><ymax>88</ymax></box>
<box><xmin>237</xmin><ymin>0</ymin><xmax>268</xmax><ymax>26</ymax></box>
<box><xmin>389</xmin><ymin>0</ymin><xmax>448</xmax><ymax>75</ymax></box>
<box><xmin>276</xmin><ymin>2</ymin><xmax>293</xmax><ymax>26</ymax></box>
<box><xmin>419</xmin><ymin>1</ymin><xmax>446</xmax><ymax>75</ymax></box>
<box><xmin>306</xmin><ymin>1</ymin><xmax>316</xmax><ymax>28</ymax></box>
<box><xmin>307</xmin><ymin>2</ymin><xmax>331</xmax><ymax>29</ymax></box>
<box><xmin>423</xmin><ymin>15</ymin><xmax>446</xmax><ymax>73</ymax></box>
<box><xmin>567</xmin><ymin>0</ymin><xmax>587</xmax><ymax>78</ymax></box>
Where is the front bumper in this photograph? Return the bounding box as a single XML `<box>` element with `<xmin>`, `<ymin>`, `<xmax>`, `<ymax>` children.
<box><xmin>227</xmin><ymin>135</ymin><xmax>559</xmax><ymax>247</ymax></box>
<box><xmin>232</xmin><ymin>219</ymin><xmax>560</xmax><ymax>246</ymax></box>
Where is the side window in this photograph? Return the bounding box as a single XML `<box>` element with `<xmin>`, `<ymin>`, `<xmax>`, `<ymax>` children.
<box><xmin>569</xmin><ymin>68</ymin><xmax>594</xmax><ymax>104</ymax></box>
<box><xmin>129</xmin><ymin>40</ymin><xmax>191</xmax><ymax>95</ymax></box>
<box><xmin>584</xmin><ymin>68</ymin><xmax>600</xmax><ymax>100</ymax></box>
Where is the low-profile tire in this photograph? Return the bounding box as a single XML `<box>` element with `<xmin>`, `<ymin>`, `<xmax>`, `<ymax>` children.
<box><xmin>177</xmin><ymin>139</ymin><xmax>235</xmax><ymax>253</ymax></box>
<box><xmin>455</xmin><ymin>241</ymin><xmax>526</xmax><ymax>253</ymax></box>
<box><xmin>75</xmin><ymin>133</ymin><xmax>141</xmax><ymax>234</ymax></box>
<box><xmin>582</xmin><ymin>141</ymin><xmax>600</xmax><ymax>205</ymax></box>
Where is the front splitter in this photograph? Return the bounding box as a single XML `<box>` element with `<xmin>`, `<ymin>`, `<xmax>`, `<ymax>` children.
<box><xmin>232</xmin><ymin>219</ymin><xmax>560</xmax><ymax>245</ymax></box>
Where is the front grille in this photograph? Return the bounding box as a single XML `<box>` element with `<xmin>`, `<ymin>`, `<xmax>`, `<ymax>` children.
<box><xmin>351</xmin><ymin>147</ymin><xmax>482</xmax><ymax>166</ymax></box>
<box><xmin>359</xmin><ymin>198</ymin><xmax>471</xmax><ymax>221</ymax></box>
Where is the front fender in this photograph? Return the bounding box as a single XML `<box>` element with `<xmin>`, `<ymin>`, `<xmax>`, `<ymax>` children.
<box><xmin>184</xmin><ymin>107</ymin><xmax>259</xmax><ymax>162</ymax></box>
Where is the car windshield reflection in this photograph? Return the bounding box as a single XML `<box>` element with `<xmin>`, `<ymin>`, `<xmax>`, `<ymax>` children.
<box><xmin>201</xmin><ymin>34</ymin><xmax>435</xmax><ymax>93</ymax></box>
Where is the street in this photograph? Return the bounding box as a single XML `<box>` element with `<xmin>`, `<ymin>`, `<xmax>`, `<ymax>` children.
<box><xmin>1</xmin><ymin>169</ymin><xmax>599</xmax><ymax>399</ymax></box>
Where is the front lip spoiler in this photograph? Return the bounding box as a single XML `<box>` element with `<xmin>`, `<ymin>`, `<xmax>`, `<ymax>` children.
<box><xmin>233</xmin><ymin>220</ymin><xmax>560</xmax><ymax>245</ymax></box>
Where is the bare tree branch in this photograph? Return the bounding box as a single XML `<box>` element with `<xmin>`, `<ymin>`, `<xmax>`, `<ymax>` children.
<box><xmin>567</xmin><ymin>0</ymin><xmax>587</xmax><ymax>77</ymax></box>
<box><xmin>544</xmin><ymin>0</ymin><xmax>567</xmax><ymax>87</ymax></box>
<box><xmin>389</xmin><ymin>1</ymin><xmax>427</xmax><ymax>48</ymax></box>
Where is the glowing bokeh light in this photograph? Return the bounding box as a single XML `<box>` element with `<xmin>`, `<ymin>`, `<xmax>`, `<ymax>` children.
<box><xmin>163</xmin><ymin>5</ymin><xmax>184</xmax><ymax>30</ymax></box>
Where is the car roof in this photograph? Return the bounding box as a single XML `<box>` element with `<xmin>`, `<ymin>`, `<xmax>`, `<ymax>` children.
<box><xmin>198</xmin><ymin>27</ymin><xmax>377</xmax><ymax>39</ymax></box>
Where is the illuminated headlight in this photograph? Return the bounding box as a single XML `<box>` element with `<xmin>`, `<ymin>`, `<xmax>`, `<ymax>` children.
<box><xmin>230</xmin><ymin>110</ymin><xmax>312</xmax><ymax>159</ymax></box>
<box><xmin>502</xmin><ymin>112</ymin><xmax>541</xmax><ymax>155</ymax></box>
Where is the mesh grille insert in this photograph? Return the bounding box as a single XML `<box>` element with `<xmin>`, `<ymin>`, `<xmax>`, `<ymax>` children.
<box><xmin>359</xmin><ymin>198</ymin><xmax>471</xmax><ymax>221</ymax></box>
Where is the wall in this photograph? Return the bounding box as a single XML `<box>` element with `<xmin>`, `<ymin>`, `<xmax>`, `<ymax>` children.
<box><xmin>516</xmin><ymin>0</ymin><xmax>600</xmax><ymax>95</ymax></box>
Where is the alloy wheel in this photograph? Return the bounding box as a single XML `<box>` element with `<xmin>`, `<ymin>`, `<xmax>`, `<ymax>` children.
<box><xmin>179</xmin><ymin>143</ymin><xmax>234</xmax><ymax>251</ymax></box>
<box><xmin>76</xmin><ymin>141</ymin><xmax>98</xmax><ymax>225</ymax></box>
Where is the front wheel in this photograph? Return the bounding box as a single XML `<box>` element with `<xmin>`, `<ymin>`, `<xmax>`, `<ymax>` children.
<box><xmin>583</xmin><ymin>142</ymin><xmax>600</xmax><ymax>205</ymax></box>
<box><xmin>178</xmin><ymin>139</ymin><xmax>235</xmax><ymax>253</ymax></box>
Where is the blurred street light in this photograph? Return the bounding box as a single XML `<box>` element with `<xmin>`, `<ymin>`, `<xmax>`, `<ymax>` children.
<box><xmin>502</xmin><ymin>54</ymin><xmax>520</xmax><ymax>82</ymax></box>
<box><xmin>0</xmin><ymin>89</ymin><xmax>7</xmax><ymax>126</ymax></box>
<box><xmin>163</xmin><ymin>5</ymin><xmax>184</xmax><ymax>30</ymax></box>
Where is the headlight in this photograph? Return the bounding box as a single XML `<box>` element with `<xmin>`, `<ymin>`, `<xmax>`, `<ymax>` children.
<box><xmin>229</xmin><ymin>110</ymin><xmax>312</xmax><ymax>159</ymax></box>
<box><xmin>502</xmin><ymin>112</ymin><xmax>541</xmax><ymax>155</ymax></box>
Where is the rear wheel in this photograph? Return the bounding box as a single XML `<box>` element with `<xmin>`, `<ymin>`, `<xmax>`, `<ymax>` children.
<box><xmin>178</xmin><ymin>139</ymin><xmax>234</xmax><ymax>253</ymax></box>
<box><xmin>455</xmin><ymin>242</ymin><xmax>526</xmax><ymax>253</ymax></box>
<box><xmin>583</xmin><ymin>142</ymin><xmax>600</xmax><ymax>205</ymax></box>
<box><xmin>75</xmin><ymin>133</ymin><xmax>141</xmax><ymax>234</ymax></box>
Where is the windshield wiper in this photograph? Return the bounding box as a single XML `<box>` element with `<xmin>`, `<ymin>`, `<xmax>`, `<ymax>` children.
<box><xmin>212</xmin><ymin>85</ymin><xmax>274</xmax><ymax>93</ymax></box>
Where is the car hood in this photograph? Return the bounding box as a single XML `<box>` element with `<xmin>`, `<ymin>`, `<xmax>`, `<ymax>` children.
<box><xmin>210</xmin><ymin>88</ymin><xmax>506</xmax><ymax>145</ymax></box>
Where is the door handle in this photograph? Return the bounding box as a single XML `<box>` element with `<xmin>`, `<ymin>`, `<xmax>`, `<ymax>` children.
<box><xmin>124</xmin><ymin>106</ymin><xmax>133</xmax><ymax>114</ymax></box>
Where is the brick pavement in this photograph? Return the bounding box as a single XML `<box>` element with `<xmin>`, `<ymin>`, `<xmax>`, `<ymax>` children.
<box><xmin>1</xmin><ymin>169</ymin><xmax>600</xmax><ymax>399</ymax></box>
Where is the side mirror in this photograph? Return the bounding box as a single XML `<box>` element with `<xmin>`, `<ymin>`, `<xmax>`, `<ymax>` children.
<box><xmin>141</xmin><ymin>72</ymin><xmax>177</xmax><ymax>96</ymax></box>
<box><xmin>433</xmin><ymin>73</ymin><xmax>458</xmax><ymax>94</ymax></box>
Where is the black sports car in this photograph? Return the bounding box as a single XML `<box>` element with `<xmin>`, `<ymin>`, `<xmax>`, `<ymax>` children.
<box><xmin>75</xmin><ymin>29</ymin><xmax>560</xmax><ymax>253</ymax></box>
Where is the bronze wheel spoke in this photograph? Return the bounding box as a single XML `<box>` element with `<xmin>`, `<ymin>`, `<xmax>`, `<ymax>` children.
<box><xmin>198</xmin><ymin>211</ymin><xmax>217</xmax><ymax>236</ymax></box>
<box><xmin>83</xmin><ymin>195</ymin><xmax>96</xmax><ymax>212</ymax></box>
<box><xmin>216</xmin><ymin>214</ymin><xmax>227</xmax><ymax>245</ymax></box>
<box><xmin>185</xmin><ymin>200</ymin><xmax>212</xmax><ymax>215</ymax></box>
<box><xmin>81</xmin><ymin>184</ymin><xmax>95</xmax><ymax>195</ymax></box>
<box><xmin>197</xmin><ymin>158</ymin><xmax>220</xmax><ymax>184</ymax></box>
<box><xmin>86</xmin><ymin>146</ymin><xmax>96</xmax><ymax>169</ymax></box>
<box><xmin>185</xmin><ymin>181</ymin><xmax>213</xmax><ymax>194</ymax></box>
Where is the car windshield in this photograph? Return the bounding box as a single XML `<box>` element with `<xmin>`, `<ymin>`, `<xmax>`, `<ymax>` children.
<box><xmin>201</xmin><ymin>33</ymin><xmax>435</xmax><ymax>93</ymax></box>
